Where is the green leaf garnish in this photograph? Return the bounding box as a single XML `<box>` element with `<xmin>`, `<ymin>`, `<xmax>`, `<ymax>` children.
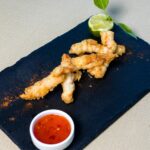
<box><xmin>118</xmin><ymin>23</ymin><xmax>137</xmax><ymax>38</ymax></box>
<box><xmin>93</xmin><ymin>0</ymin><xmax>109</xmax><ymax>10</ymax></box>
<box><xmin>92</xmin><ymin>0</ymin><xmax>137</xmax><ymax>38</ymax></box>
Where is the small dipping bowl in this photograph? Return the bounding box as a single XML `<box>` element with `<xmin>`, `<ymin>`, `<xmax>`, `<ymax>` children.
<box><xmin>30</xmin><ymin>109</ymin><xmax>74</xmax><ymax>150</ymax></box>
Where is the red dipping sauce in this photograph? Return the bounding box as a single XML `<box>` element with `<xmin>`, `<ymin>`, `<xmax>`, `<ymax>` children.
<box><xmin>34</xmin><ymin>114</ymin><xmax>71</xmax><ymax>144</ymax></box>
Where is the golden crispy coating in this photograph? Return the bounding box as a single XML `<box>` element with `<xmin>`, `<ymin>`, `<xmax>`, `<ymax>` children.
<box><xmin>20</xmin><ymin>74</ymin><xmax>65</xmax><ymax>100</ymax></box>
<box><xmin>87</xmin><ymin>64</ymin><xmax>108</xmax><ymax>78</ymax></box>
<box><xmin>61</xmin><ymin>71</ymin><xmax>82</xmax><ymax>104</ymax></box>
<box><xmin>87</xmin><ymin>45</ymin><xmax>125</xmax><ymax>78</ymax></box>
<box><xmin>74</xmin><ymin>70</ymin><xmax>82</xmax><ymax>81</ymax></box>
<box><xmin>69</xmin><ymin>31</ymin><xmax>119</xmax><ymax>55</ymax></box>
<box><xmin>51</xmin><ymin>54</ymin><xmax>77</xmax><ymax>77</ymax></box>
<box><xmin>86</xmin><ymin>53</ymin><xmax>115</xmax><ymax>78</ymax></box>
<box><xmin>71</xmin><ymin>54</ymin><xmax>104</xmax><ymax>70</ymax></box>
<box><xmin>100</xmin><ymin>31</ymin><xmax>117</xmax><ymax>52</ymax></box>
<box><xmin>87</xmin><ymin>45</ymin><xmax>126</xmax><ymax>78</ymax></box>
<box><xmin>69</xmin><ymin>39</ymin><xmax>112</xmax><ymax>55</ymax></box>
<box><xmin>69</xmin><ymin>39</ymin><xmax>100</xmax><ymax>55</ymax></box>
<box><xmin>116</xmin><ymin>45</ymin><xmax>126</xmax><ymax>56</ymax></box>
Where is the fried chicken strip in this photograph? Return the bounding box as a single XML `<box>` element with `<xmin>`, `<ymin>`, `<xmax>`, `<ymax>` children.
<box><xmin>100</xmin><ymin>31</ymin><xmax>117</xmax><ymax>52</ymax></box>
<box><xmin>20</xmin><ymin>74</ymin><xmax>65</xmax><ymax>100</ymax></box>
<box><xmin>87</xmin><ymin>44</ymin><xmax>126</xmax><ymax>78</ymax></box>
<box><xmin>69</xmin><ymin>39</ymin><xmax>104</xmax><ymax>55</ymax></box>
<box><xmin>69</xmin><ymin>31</ymin><xmax>119</xmax><ymax>55</ymax></box>
<box><xmin>71</xmin><ymin>54</ymin><xmax>104</xmax><ymax>70</ymax></box>
<box><xmin>69</xmin><ymin>39</ymin><xmax>111</xmax><ymax>55</ymax></box>
<box><xmin>61</xmin><ymin>71</ymin><xmax>82</xmax><ymax>104</ymax></box>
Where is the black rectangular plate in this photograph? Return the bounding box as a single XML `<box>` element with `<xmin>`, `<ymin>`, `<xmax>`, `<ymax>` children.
<box><xmin>0</xmin><ymin>20</ymin><xmax>150</xmax><ymax>150</ymax></box>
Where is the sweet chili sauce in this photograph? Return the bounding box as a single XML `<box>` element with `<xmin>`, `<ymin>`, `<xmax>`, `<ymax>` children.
<box><xmin>34</xmin><ymin>114</ymin><xmax>71</xmax><ymax>144</ymax></box>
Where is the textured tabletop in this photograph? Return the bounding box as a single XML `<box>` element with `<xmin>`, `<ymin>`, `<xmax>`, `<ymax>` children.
<box><xmin>0</xmin><ymin>0</ymin><xmax>149</xmax><ymax>150</ymax></box>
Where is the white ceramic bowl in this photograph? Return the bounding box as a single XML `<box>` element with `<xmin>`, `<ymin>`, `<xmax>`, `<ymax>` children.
<box><xmin>29</xmin><ymin>109</ymin><xmax>75</xmax><ymax>150</ymax></box>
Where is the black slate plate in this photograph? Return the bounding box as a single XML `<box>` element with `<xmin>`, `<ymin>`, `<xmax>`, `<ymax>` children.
<box><xmin>0</xmin><ymin>20</ymin><xmax>150</xmax><ymax>150</ymax></box>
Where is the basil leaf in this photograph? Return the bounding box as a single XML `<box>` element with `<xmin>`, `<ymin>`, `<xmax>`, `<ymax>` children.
<box><xmin>118</xmin><ymin>23</ymin><xmax>137</xmax><ymax>39</ymax></box>
<box><xmin>93</xmin><ymin>0</ymin><xmax>109</xmax><ymax>10</ymax></box>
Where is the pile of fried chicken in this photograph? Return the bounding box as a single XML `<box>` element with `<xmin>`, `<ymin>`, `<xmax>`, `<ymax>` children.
<box><xmin>20</xmin><ymin>31</ymin><xmax>125</xmax><ymax>104</ymax></box>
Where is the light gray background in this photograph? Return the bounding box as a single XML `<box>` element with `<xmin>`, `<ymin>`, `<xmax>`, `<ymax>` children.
<box><xmin>0</xmin><ymin>0</ymin><xmax>149</xmax><ymax>150</ymax></box>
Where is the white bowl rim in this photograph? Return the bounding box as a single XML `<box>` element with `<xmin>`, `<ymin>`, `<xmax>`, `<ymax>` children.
<box><xmin>29</xmin><ymin>109</ymin><xmax>74</xmax><ymax>148</ymax></box>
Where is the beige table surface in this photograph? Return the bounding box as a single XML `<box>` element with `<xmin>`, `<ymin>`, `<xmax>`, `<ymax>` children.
<box><xmin>0</xmin><ymin>0</ymin><xmax>150</xmax><ymax>150</ymax></box>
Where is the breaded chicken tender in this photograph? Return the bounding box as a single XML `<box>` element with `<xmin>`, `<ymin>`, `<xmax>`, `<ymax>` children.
<box><xmin>85</xmin><ymin>31</ymin><xmax>125</xmax><ymax>78</ymax></box>
<box><xmin>100</xmin><ymin>31</ymin><xmax>117</xmax><ymax>52</ymax></box>
<box><xmin>69</xmin><ymin>31</ymin><xmax>124</xmax><ymax>56</ymax></box>
<box><xmin>87</xmin><ymin>45</ymin><xmax>125</xmax><ymax>78</ymax></box>
<box><xmin>69</xmin><ymin>39</ymin><xmax>102</xmax><ymax>55</ymax></box>
<box><xmin>61</xmin><ymin>71</ymin><xmax>82</xmax><ymax>104</ymax></box>
<box><xmin>20</xmin><ymin>74</ymin><xmax>65</xmax><ymax>100</ymax></box>
<box><xmin>87</xmin><ymin>48</ymin><xmax>126</xmax><ymax>78</ymax></box>
<box><xmin>69</xmin><ymin>38</ymin><xmax>114</xmax><ymax>55</ymax></box>
<box><xmin>86</xmin><ymin>54</ymin><xmax>114</xmax><ymax>78</ymax></box>
<box><xmin>71</xmin><ymin>54</ymin><xmax>104</xmax><ymax>70</ymax></box>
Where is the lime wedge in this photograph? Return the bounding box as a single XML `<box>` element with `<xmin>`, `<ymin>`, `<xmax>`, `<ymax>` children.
<box><xmin>88</xmin><ymin>13</ymin><xmax>114</xmax><ymax>37</ymax></box>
